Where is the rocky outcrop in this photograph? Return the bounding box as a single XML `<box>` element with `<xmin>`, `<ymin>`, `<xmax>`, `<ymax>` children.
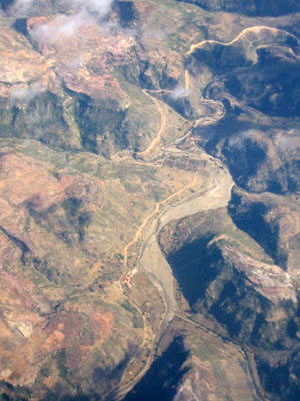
<box><xmin>229</xmin><ymin>187</ymin><xmax>300</xmax><ymax>275</ymax></box>
<box><xmin>159</xmin><ymin>203</ymin><xmax>300</xmax><ymax>400</ymax></box>
<box><xmin>160</xmin><ymin>208</ymin><xmax>298</xmax><ymax>344</ymax></box>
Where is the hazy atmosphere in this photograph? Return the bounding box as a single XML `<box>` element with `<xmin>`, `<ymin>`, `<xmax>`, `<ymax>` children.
<box><xmin>0</xmin><ymin>0</ymin><xmax>300</xmax><ymax>400</ymax></box>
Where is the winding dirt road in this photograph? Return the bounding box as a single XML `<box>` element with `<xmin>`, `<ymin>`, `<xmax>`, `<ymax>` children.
<box><xmin>135</xmin><ymin>90</ymin><xmax>167</xmax><ymax>158</ymax></box>
<box><xmin>105</xmin><ymin>43</ymin><xmax>264</xmax><ymax>400</ymax></box>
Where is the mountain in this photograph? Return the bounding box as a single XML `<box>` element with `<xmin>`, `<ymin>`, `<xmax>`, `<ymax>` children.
<box><xmin>0</xmin><ymin>0</ymin><xmax>299</xmax><ymax>400</ymax></box>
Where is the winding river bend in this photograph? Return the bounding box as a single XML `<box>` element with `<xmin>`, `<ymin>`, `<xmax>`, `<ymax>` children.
<box><xmin>138</xmin><ymin>157</ymin><xmax>233</xmax><ymax>328</ymax></box>
<box><xmin>105</xmin><ymin>74</ymin><xmax>266</xmax><ymax>399</ymax></box>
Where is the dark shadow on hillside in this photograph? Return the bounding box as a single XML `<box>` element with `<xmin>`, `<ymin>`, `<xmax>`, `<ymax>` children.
<box><xmin>120</xmin><ymin>336</ymin><xmax>189</xmax><ymax>401</ymax></box>
<box><xmin>166</xmin><ymin>235</ymin><xmax>221</xmax><ymax>309</ymax></box>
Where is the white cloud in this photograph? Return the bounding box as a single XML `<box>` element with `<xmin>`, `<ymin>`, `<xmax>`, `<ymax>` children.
<box><xmin>170</xmin><ymin>86</ymin><xmax>189</xmax><ymax>99</ymax></box>
<box><xmin>10</xmin><ymin>0</ymin><xmax>35</xmax><ymax>16</ymax></box>
<box><xmin>277</xmin><ymin>134</ymin><xmax>300</xmax><ymax>152</ymax></box>
<box><xmin>21</xmin><ymin>0</ymin><xmax>115</xmax><ymax>44</ymax></box>
<box><xmin>10</xmin><ymin>82</ymin><xmax>42</xmax><ymax>104</ymax></box>
<box><xmin>63</xmin><ymin>54</ymin><xmax>86</xmax><ymax>72</ymax></box>
<box><xmin>30</xmin><ymin>11</ymin><xmax>93</xmax><ymax>44</ymax></box>
<box><xmin>10</xmin><ymin>0</ymin><xmax>114</xmax><ymax>19</ymax></box>
<box><xmin>143</xmin><ymin>30</ymin><xmax>166</xmax><ymax>41</ymax></box>
<box><xmin>227</xmin><ymin>129</ymin><xmax>261</xmax><ymax>149</ymax></box>
<box><xmin>72</xmin><ymin>0</ymin><xmax>114</xmax><ymax>18</ymax></box>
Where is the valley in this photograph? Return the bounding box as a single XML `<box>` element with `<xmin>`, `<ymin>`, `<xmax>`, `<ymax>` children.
<box><xmin>0</xmin><ymin>0</ymin><xmax>300</xmax><ymax>400</ymax></box>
